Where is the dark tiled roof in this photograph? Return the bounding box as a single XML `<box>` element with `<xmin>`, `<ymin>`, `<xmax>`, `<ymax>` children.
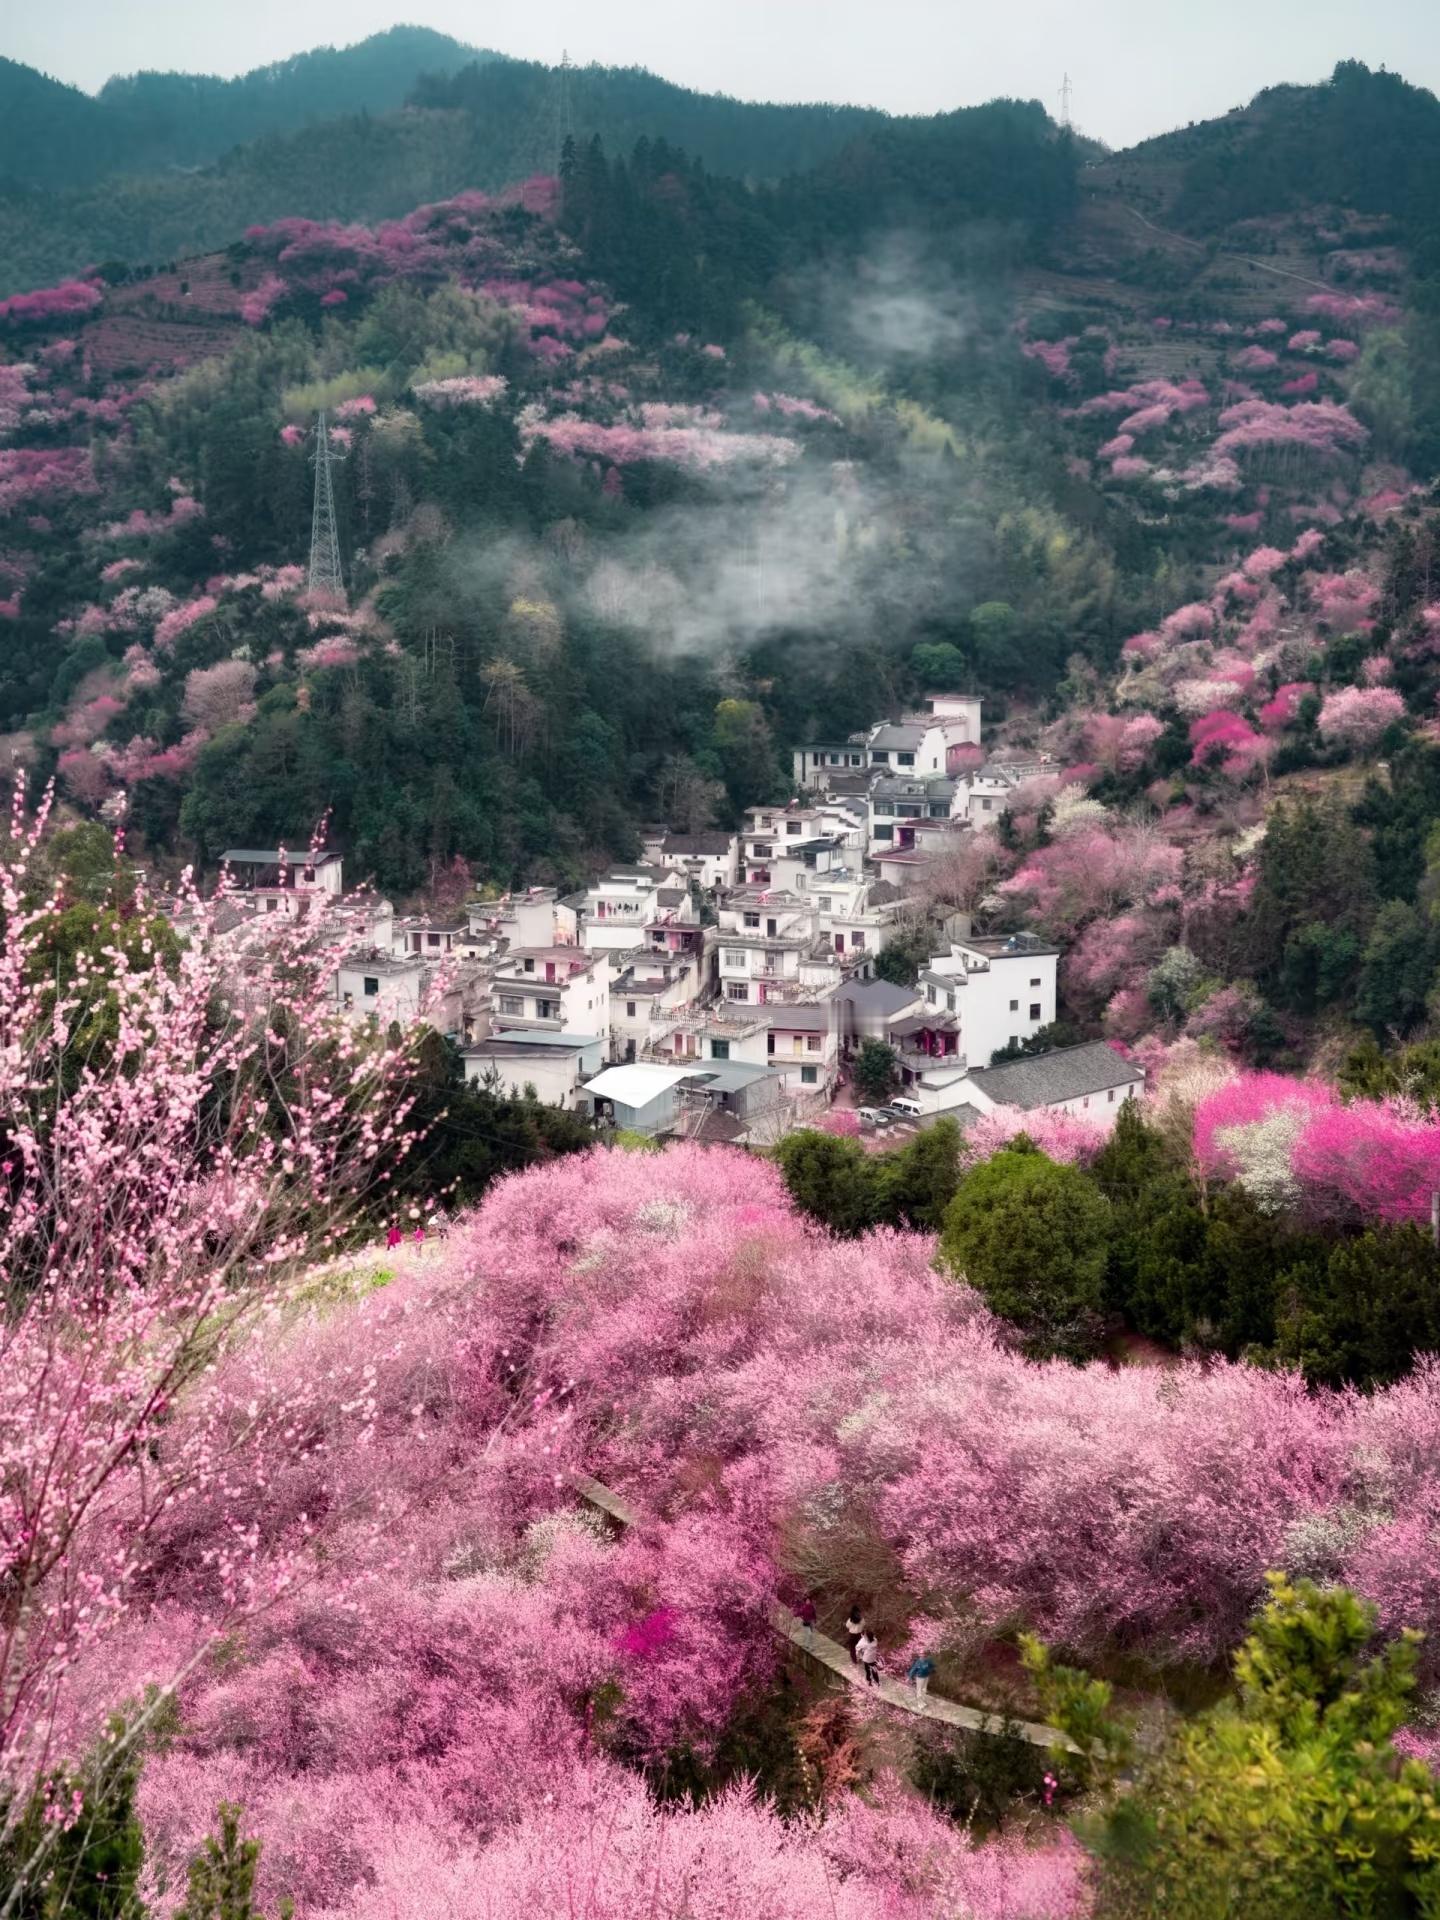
<box><xmin>662</xmin><ymin>833</ymin><xmax>735</xmax><ymax>855</ymax></box>
<box><xmin>833</xmin><ymin>979</ymin><xmax>921</xmax><ymax>1014</ymax></box>
<box><xmin>763</xmin><ymin>1004</ymin><xmax>832</xmax><ymax>1032</ymax></box>
<box><xmin>967</xmin><ymin>1042</ymin><xmax>1144</xmax><ymax>1110</ymax></box>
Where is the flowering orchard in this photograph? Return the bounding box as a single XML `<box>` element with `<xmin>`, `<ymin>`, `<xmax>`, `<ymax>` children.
<box><xmin>0</xmin><ymin>779</ymin><xmax>428</xmax><ymax>1831</ymax></box>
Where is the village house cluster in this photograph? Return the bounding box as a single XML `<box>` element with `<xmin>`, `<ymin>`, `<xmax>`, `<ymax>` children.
<box><xmin>192</xmin><ymin>693</ymin><xmax>1142</xmax><ymax>1145</ymax></box>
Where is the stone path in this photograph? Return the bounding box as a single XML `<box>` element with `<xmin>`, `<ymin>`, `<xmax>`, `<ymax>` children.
<box><xmin>572</xmin><ymin>1475</ymin><xmax>1076</xmax><ymax>1752</ymax></box>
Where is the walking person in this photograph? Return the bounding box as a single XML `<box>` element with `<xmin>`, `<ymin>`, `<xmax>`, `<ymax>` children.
<box><xmin>856</xmin><ymin>1630</ymin><xmax>881</xmax><ymax>1688</ymax></box>
<box><xmin>844</xmin><ymin>1602</ymin><xmax>865</xmax><ymax>1665</ymax></box>
<box><xmin>385</xmin><ymin>1222</ymin><xmax>403</xmax><ymax>1252</ymax></box>
<box><xmin>412</xmin><ymin>1222</ymin><xmax>426</xmax><ymax>1251</ymax></box>
<box><xmin>907</xmin><ymin>1651</ymin><xmax>935</xmax><ymax>1711</ymax></box>
<box><xmin>796</xmin><ymin>1596</ymin><xmax>817</xmax><ymax>1649</ymax></box>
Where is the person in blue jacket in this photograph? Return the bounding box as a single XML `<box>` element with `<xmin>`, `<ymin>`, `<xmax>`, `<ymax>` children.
<box><xmin>907</xmin><ymin>1650</ymin><xmax>936</xmax><ymax>1709</ymax></box>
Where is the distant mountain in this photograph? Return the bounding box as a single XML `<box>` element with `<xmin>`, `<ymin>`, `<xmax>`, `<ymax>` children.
<box><xmin>1091</xmin><ymin>61</ymin><xmax>1440</xmax><ymax>252</ymax></box>
<box><xmin>0</xmin><ymin>53</ymin><xmax>984</xmax><ymax>296</ymax></box>
<box><xmin>0</xmin><ymin>27</ymin><xmax>489</xmax><ymax>191</ymax></box>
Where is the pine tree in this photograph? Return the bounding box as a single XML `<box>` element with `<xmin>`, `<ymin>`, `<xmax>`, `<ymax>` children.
<box><xmin>175</xmin><ymin>1803</ymin><xmax>291</xmax><ymax>1920</ymax></box>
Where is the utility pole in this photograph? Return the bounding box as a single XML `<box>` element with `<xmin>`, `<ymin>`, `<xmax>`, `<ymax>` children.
<box><xmin>307</xmin><ymin>409</ymin><xmax>346</xmax><ymax>603</ymax></box>
<box><xmin>1059</xmin><ymin>73</ymin><xmax>1073</xmax><ymax>131</ymax></box>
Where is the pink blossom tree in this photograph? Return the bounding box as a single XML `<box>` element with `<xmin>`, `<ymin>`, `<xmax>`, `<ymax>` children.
<box><xmin>1316</xmin><ymin>686</ymin><xmax>1404</xmax><ymax>753</ymax></box>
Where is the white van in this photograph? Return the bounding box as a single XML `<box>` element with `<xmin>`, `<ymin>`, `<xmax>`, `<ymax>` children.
<box><xmin>887</xmin><ymin>1095</ymin><xmax>925</xmax><ymax>1119</ymax></box>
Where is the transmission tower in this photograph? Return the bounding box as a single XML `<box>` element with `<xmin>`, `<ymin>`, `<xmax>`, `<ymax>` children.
<box><xmin>551</xmin><ymin>48</ymin><xmax>575</xmax><ymax>176</ymax></box>
<box><xmin>307</xmin><ymin>408</ymin><xmax>346</xmax><ymax>603</ymax></box>
<box><xmin>1059</xmin><ymin>72</ymin><xmax>1073</xmax><ymax>130</ymax></box>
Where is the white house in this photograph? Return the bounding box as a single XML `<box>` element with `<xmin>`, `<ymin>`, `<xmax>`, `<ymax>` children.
<box><xmin>392</xmin><ymin>914</ymin><xmax>465</xmax><ymax>959</ymax></box>
<box><xmin>610</xmin><ymin>948</ymin><xmax>709</xmax><ymax>1062</ymax></box>
<box><xmin>577</xmin><ymin>868</ymin><xmax>689</xmax><ymax>954</ymax></box>
<box><xmin>660</xmin><ymin>831</ymin><xmax>739</xmax><ymax>891</ymax></box>
<box><xmin>462</xmin><ymin>1030</ymin><xmax>605</xmax><ymax>1105</ymax></box>
<box><xmin>335</xmin><ymin>950</ymin><xmax>426</xmax><ymax>1024</ymax></box>
<box><xmin>792</xmin><ymin>740</ymin><xmax>869</xmax><ymax>790</ymax></box>
<box><xmin>918</xmin><ymin>692</ymin><xmax>983</xmax><ymax>737</ymax></box>
<box><xmin>960</xmin><ymin>1042</ymin><xmax>1145</xmax><ymax>1130</ymax></box>
<box><xmin>867</xmin><ymin>774</ymin><xmax>958</xmax><ymax>857</ymax></box>
<box><xmin>223</xmin><ymin>848</ymin><xmax>345</xmax><ymax>897</ymax></box>
<box><xmin>920</xmin><ymin>933</ymin><xmax>1059</xmax><ymax>1068</ymax></box>
<box><xmin>762</xmin><ymin>1003</ymin><xmax>840</xmax><ymax>1095</ymax></box>
<box><xmin>491</xmin><ymin>948</ymin><xmax>612</xmax><ymax>1039</ymax></box>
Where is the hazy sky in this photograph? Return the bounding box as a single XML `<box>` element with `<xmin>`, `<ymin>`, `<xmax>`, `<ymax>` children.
<box><xmin>7</xmin><ymin>0</ymin><xmax>1440</xmax><ymax>150</ymax></box>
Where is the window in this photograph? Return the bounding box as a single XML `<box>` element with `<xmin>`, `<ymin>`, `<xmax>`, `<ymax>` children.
<box><xmin>428</xmin><ymin>932</ymin><xmax>442</xmax><ymax>947</ymax></box>
<box><xmin>786</xmin><ymin>821</ymin><xmax>802</xmax><ymax>835</ymax></box>
<box><xmin>1030</xmin><ymin>977</ymin><xmax>1041</xmax><ymax>988</ymax></box>
<box><xmin>363</xmin><ymin>976</ymin><xmax>379</xmax><ymax>997</ymax></box>
<box><xmin>1108</xmin><ymin>1087</ymin><xmax>1117</xmax><ymax>1103</ymax></box>
<box><xmin>626</xmin><ymin>1002</ymin><xmax>637</xmax><ymax>1019</ymax></box>
<box><xmin>981</xmin><ymin>797</ymin><xmax>993</xmax><ymax>811</ymax></box>
<box><xmin>873</xmin><ymin>824</ymin><xmax>894</xmax><ymax>842</ymax></box>
<box><xmin>726</xmin><ymin>983</ymin><xmax>749</xmax><ymax>1001</ymax></box>
<box><xmin>1009</xmin><ymin>1035</ymin><xmax>1018</xmax><ymax>1048</ymax></box>
<box><xmin>851</xmin><ymin>931</ymin><xmax>865</xmax><ymax>950</ymax></box>
<box><xmin>342</xmin><ymin>991</ymin><xmax>354</xmax><ymax>1011</ymax></box>
<box><xmin>926</xmin><ymin>985</ymin><xmax>937</xmax><ymax>1004</ymax></box>
<box><xmin>1009</xmin><ymin>999</ymin><xmax>1019</xmax><ymax>1013</ymax></box>
<box><xmin>752</xmin><ymin>842</ymin><xmax>772</xmax><ymax>858</ymax></box>
<box><xmin>818</xmin><ymin>896</ymin><xmax>832</xmax><ymax>912</ymax></box>
<box><xmin>1029</xmin><ymin>1004</ymin><xmax>1041</xmax><ymax>1021</ymax></box>
<box><xmin>537</xmin><ymin>999</ymin><xmax>560</xmax><ymax>1021</ymax></box>
<box><xmin>743</xmin><ymin>912</ymin><xmax>760</xmax><ymax>928</ymax></box>
<box><xmin>766</xmin><ymin>1033</ymin><xmax>776</xmax><ymax>1055</ymax></box>
<box><xmin>807</xmin><ymin>1036</ymin><xmax>821</xmax><ymax>1052</ymax></box>
<box><xmin>1083</xmin><ymin>1096</ymin><xmax>1091</xmax><ymax>1110</ymax></box>
<box><xmin>800</xmin><ymin>1065</ymin><xmax>818</xmax><ymax>1086</ymax></box>
<box><xmin>498</xmin><ymin>994</ymin><xmax>523</xmax><ymax>1017</ymax></box>
<box><xmin>724</xmin><ymin>949</ymin><xmax>747</xmax><ymax>968</ymax></box>
<box><xmin>521</xmin><ymin>957</ymin><xmax>535</xmax><ymax>973</ymax></box>
<box><xmin>711</xmin><ymin>1039</ymin><xmax>730</xmax><ymax>1061</ymax></box>
<box><xmin>898</xmin><ymin>752</ymin><xmax>915</xmax><ymax>767</ymax></box>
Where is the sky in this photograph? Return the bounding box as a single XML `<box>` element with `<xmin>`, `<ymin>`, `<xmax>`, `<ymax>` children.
<box><xmin>7</xmin><ymin>0</ymin><xmax>1440</xmax><ymax>150</ymax></box>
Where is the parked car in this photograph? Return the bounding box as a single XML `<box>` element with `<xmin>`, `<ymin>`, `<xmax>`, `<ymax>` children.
<box><xmin>887</xmin><ymin>1095</ymin><xmax>925</xmax><ymax>1118</ymax></box>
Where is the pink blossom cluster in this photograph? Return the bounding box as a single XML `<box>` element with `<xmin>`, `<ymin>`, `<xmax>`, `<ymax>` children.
<box><xmin>1304</xmin><ymin>290</ymin><xmax>1401</xmax><ymax>327</ymax></box>
<box><xmin>1232</xmin><ymin>345</ymin><xmax>1279</xmax><ymax>373</ymax></box>
<box><xmin>412</xmin><ymin>374</ymin><xmax>508</xmax><ymax>408</ymax></box>
<box><xmin>753</xmin><ymin>391</ymin><xmax>840</xmax><ymax>423</ymax></box>
<box><xmin>1316</xmin><ymin>684</ymin><xmax>1405</xmax><ymax>752</ymax></box>
<box><xmin>1188</xmin><ymin>709</ymin><xmax>1270</xmax><ymax>778</ymax></box>
<box><xmin>517</xmin><ymin>406</ymin><xmax>800</xmax><ymax>472</ymax></box>
<box><xmin>1021</xmin><ymin>336</ymin><xmax>1073</xmax><ymax>378</ymax></box>
<box><xmin>153</xmin><ymin>593</ymin><xmax>218</xmax><ymax>652</ymax></box>
<box><xmin>481</xmin><ymin>275</ymin><xmax>613</xmax><ymax>353</ymax></box>
<box><xmin>1079</xmin><ymin>377</ymin><xmax>1208</xmax><ymax>420</ymax></box>
<box><xmin>999</xmin><ymin>823</ymin><xmax>1183</xmax><ymax>938</ymax></box>
<box><xmin>1195</xmin><ymin>1073</ymin><xmax>1440</xmax><ymax>1225</ymax></box>
<box><xmin>98</xmin><ymin>493</ymin><xmax>204</xmax><ymax>541</ymax></box>
<box><xmin>1214</xmin><ymin>398</ymin><xmax>1368</xmax><ymax>462</ymax></box>
<box><xmin>240</xmin><ymin>275</ymin><xmax>287</xmax><ymax>327</ymax></box>
<box><xmin>0</xmin><ymin>781</ymin><xmax>428</xmax><ymax>1805</ymax></box>
<box><xmin>1257</xmin><ymin>681</ymin><xmax>1315</xmax><ymax>731</ymax></box>
<box><xmin>0</xmin><ymin>445</ymin><xmax>96</xmax><ymax>515</ymax></box>
<box><xmin>1309</xmin><ymin>569</ymin><xmax>1380</xmax><ymax>632</ymax></box>
<box><xmin>0</xmin><ymin>280</ymin><xmax>104</xmax><ymax>327</ymax></box>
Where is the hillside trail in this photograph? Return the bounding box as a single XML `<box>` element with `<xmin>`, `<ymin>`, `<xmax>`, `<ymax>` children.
<box><xmin>573</xmin><ymin>1475</ymin><xmax>1077</xmax><ymax>1752</ymax></box>
<box><xmin>1114</xmin><ymin>200</ymin><xmax>1332</xmax><ymax>293</ymax></box>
